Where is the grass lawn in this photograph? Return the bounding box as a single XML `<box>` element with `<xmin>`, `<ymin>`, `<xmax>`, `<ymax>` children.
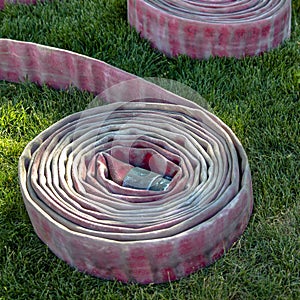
<box><xmin>0</xmin><ymin>0</ymin><xmax>299</xmax><ymax>299</ymax></box>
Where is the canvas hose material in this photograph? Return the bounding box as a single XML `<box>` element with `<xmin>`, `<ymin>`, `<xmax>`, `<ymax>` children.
<box><xmin>1</xmin><ymin>0</ymin><xmax>283</xmax><ymax>284</ymax></box>
<box><xmin>0</xmin><ymin>0</ymin><xmax>292</xmax><ymax>58</ymax></box>
<box><xmin>0</xmin><ymin>38</ymin><xmax>253</xmax><ymax>284</ymax></box>
<box><xmin>128</xmin><ymin>0</ymin><xmax>291</xmax><ymax>58</ymax></box>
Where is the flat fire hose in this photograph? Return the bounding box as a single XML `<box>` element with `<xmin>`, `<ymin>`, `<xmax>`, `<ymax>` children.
<box><xmin>0</xmin><ymin>0</ymin><xmax>271</xmax><ymax>284</ymax></box>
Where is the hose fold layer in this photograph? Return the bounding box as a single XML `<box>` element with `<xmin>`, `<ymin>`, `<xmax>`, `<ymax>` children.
<box><xmin>128</xmin><ymin>0</ymin><xmax>291</xmax><ymax>58</ymax></box>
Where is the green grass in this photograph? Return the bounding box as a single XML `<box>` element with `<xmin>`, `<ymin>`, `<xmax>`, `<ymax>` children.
<box><xmin>0</xmin><ymin>0</ymin><xmax>299</xmax><ymax>299</ymax></box>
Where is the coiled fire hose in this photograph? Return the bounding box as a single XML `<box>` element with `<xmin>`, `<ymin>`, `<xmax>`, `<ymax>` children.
<box><xmin>6</xmin><ymin>0</ymin><xmax>295</xmax><ymax>283</ymax></box>
<box><xmin>0</xmin><ymin>38</ymin><xmax>253</xmax><ymax>284</ymax></box>
<box><xmin>128</xmin><ymin>0</ymin><xmax>292</xmax><ymax>58</ymax></box>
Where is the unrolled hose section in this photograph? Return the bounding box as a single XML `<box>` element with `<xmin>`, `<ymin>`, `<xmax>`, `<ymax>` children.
<box><xmin>128</xmin><ymin>0</ymin><xmax>291</xmax><ymax>58</ymax></box>
<box><xmin>19</xmin><ymin>99</ymin><xmax>253</xmax><ymax>283</ymax></box>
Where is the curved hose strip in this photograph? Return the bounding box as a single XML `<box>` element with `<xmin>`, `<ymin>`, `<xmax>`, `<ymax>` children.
<box><xmin>128</xmin><ymin>0</ymin><xmax>292</xmax><ymax>58</ymax></box>
<box><xmin>0</xmin><ymin>38</ymin><xmax>253</xmax><ymax>283</ymax></box>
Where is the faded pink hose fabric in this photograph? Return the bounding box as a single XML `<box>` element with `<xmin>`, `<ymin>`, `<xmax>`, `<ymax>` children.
<box><xmin>128</xmin><ymin>0</ymin><xmax>291</xmax><ymax>58</ymax></box>
<box><xmin>0</xmin><ymin>38</ymin><xmax>253</xmax><ymax>284</ymax></box>
<box><xmin>3</xmin><ymin>0</ymin><xmax>293</xmax><ymax>284</ymax></box>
